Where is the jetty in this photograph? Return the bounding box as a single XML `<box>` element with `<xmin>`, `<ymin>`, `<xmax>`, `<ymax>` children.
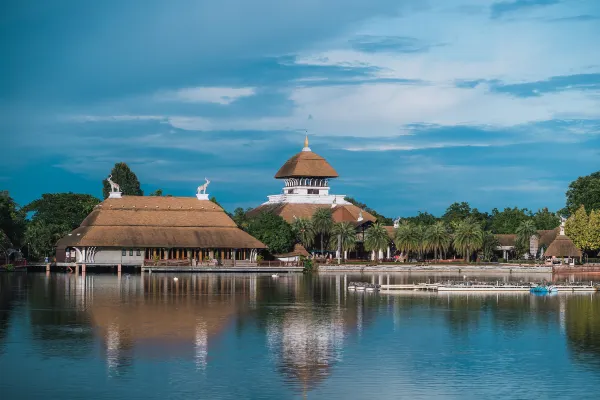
<box><xmin>374</xmin><ymin>281</ymin><xmax>598</xmax><ymax>293</ymax></box>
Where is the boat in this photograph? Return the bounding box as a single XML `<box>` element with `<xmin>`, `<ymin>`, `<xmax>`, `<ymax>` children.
<box><xmin>347</xmin><ymin>282</ymin><xmax>357</xmax><ymax>290</ymax></box>
<box><xmin>271</xmin><ymin>274</ymin><xmax>279</xmax><ymax>278</ymax></box>
<box><xmin>530</xmin><ymin>285</ymin><xmax>557</xmax><ymax>294</ymax></box>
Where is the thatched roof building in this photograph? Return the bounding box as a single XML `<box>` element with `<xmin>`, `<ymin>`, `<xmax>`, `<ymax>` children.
<box><xmin>275</xmin><ymin>145</ymin><xmax>339</xmax><ymax>179</ymax></box>
<box><xmin>56</xmin><ymin>195</ymin><xmax>265</xmax><ymax>265</ymax></box>
<box><xmin>248</xmin><ymin>202</ymin><xmax>376</xmax><ymax>225</ymax></box>
<box><xmin>545</xmin><ymin>234</ymin><xmax>582</xmax><ymax>258</ymax></box>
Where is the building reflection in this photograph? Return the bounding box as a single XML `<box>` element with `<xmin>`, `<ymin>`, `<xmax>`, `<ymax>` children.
<box><xmin>88</xmin><ymin>274</ymin><xmax>256</xmax><ymax>375</ymax></box>
<box><xmin>260</xmin><ymin>274</ymin><xmax>379</xmax><ymax>392</ymax></box>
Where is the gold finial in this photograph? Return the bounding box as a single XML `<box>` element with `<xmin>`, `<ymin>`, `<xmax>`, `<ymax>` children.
<box><xmin>304</xmin><ymin>134</ymin><xmax>309</xmax><ymax>148</ymax></box>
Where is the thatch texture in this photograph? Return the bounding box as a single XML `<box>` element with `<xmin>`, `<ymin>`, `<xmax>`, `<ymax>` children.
<box><xmin>545</xmin><ymin>235</ymin><xmax>582</xmax><ymax>258</ymax></box>
<box><xmin>57</xmin><ymin>196</ymin><xmax>266</xmax><ymax>249</ymax></box>
<box><xmin>384</xmin><ymin>226</ymin><xmax>396</xmax><ymax>240</ymax></box>
<box><xmin>275</xmin><ymin>243</ymin><xmax>310</xmax><ymax>258</ymax></box>
<box><xmin>495</xmin><ymin>234</ymin><xmax>517</xmax><ymax>247</ymax></box>
<box><xmin>248</xmin><ymin>203</ymin><xmax>376</xmax><ymax>225</ymax></box>
<box><xmin>538</xmin><ymin>228</ymin><xmax>559</xmax><ymax>247</ymax></box>
<box><xmin>274</xmin><ymin>151</ymin><xmax>339</xmax><ymax>178</ymax></box>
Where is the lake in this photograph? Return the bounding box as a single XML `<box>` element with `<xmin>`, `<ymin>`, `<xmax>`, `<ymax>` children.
<box><xmin>1</xmin><ymin>272</ymin><xmax>599</xmax><ymax>399</ymax></box>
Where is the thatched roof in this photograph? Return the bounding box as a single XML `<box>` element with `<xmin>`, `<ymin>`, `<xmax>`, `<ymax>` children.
<box><xmin>275</xmin><ymin>243</ymin><xmax>310</xmax><ymax>258</ymax></box>
<box><xmin>384</xmin><ymin>226</ymin><xmax>396</xmax><ymax>240</ymax></box>
<box><xmin>538</xmin><ymin>228</ymin><xmax>559</xmax><ymax>247</ymax></box>
<box><xmin>495</xmin><ymin>234</ymin><xmax>517</xmax><ymax>247</ymax></box>
<box><xmin>274</xmin><ymin>150</ymin><xmax>338</xmax><ymax>179</ymax></box>
<box><xmin>545</xmin><ymin>235</ymin><xmax>582</xmax><ymax>258</ymax></box>
<box><xmin>57</xmin><ymin>196</ymin><xmax>266</xmax><ymax>249</ymax></box>
<box><xmin>248</xmin><ymin>203</ymin><xmax>376</xmax><ymax>225</ymax></box>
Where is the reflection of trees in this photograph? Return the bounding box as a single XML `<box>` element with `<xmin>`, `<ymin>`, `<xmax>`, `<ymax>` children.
<box><xmin>0</xmin><ymin>274</ymin><xmax>27</xmax><ymax>353</ymax></box>
<box><xmin>566</xmin><ymin>295</ymin><xmax>600</xmax><ymax>368</ymax></box>
<box><xmin>27</xmin><ymin>275</ymin><xmax>95</xmax><ymax>358</ymax></box>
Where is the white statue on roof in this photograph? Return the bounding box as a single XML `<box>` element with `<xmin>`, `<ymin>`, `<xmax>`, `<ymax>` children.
<box><xmin>197</xmin><ymin>178</ymin><xmax>210</xmax><ymax>195</ymax></box>
<box><xmin>107</xmin><ymin>174</ymin><xmax>121</xmax><ymax>193</ymax></box>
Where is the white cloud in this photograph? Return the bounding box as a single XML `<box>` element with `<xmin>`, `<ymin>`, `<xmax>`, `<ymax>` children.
<box><xmin>156</xmin><ymin>87</ymin><xmax>256</xmax><ymax>105</ymax></box>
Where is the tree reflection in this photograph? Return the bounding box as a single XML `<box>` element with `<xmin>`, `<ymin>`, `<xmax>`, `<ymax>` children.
<box><xmin>565</xmin><ymin>295</ymin><xmax>600</xmax><ymax>369</ymax></box>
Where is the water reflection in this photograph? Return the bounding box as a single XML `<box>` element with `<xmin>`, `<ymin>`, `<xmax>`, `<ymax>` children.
<box><xmin>0</xmin><ymin>272</ymin><xmax>599</xmax><ymax>398</ymax></box>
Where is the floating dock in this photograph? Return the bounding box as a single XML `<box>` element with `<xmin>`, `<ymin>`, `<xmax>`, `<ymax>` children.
<box><xmin>377</xmin><ymin>283</ymin><xmax>598</xmax><ymax>293</ymax></box>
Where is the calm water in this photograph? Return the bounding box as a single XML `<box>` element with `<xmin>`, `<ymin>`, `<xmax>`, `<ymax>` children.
<box><xmin>1</xmin><ymin>272</ymin><xmax>599</xmax><ymax>399</ymax></box>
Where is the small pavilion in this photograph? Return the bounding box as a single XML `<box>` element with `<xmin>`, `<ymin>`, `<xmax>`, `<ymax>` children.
<box><xmin>544</xmin><ymin>219</ymin><xmax>582</xmax><ymax>265</ymax></box>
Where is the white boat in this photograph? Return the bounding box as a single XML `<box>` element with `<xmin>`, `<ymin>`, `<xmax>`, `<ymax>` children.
<box><xmin>356</xmin><ymin>285</ymin><xmax>366</xmax><ymax>291</ymax></box>
<box><xmin>271</xmin><ymin>274</ymin><xmax>279</xmax><ymax>278</ymax></box>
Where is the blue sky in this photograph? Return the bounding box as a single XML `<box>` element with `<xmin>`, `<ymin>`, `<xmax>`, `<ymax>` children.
<box><xmin>1</xmin><ymin>0</ymin><xmax>599</xmax><ymax>217</ymax></box>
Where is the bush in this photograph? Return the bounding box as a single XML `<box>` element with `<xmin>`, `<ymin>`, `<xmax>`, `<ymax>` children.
<box><xmin>256</xmin><ymin>254</ymin><xmax>264</xmax><ymax>263</ymax></box>
<box><xmin>3</xmin><ymin>264</ymin><xmax>15</xmax><ymax>271</ymax></box>
<box><xmin>302</xmin><ymin>257</ymin><xmax>317</xmax><ymax>272</ymax></box>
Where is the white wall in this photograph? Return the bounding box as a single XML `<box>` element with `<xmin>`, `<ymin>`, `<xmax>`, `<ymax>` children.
<box><xmin>93</xmin><ymin>248</ymin><xmax>144</xmax><ymax>265</ymax></box>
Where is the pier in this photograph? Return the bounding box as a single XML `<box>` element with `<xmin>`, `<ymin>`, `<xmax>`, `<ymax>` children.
<box><xmin>378</xmin><ymin>282</ymin><xmax>598</xmax><ymax>292</ymax></box>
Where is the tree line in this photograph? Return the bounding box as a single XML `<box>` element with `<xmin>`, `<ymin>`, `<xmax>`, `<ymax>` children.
<box><xmin>1</xmin><ymin>165</ymin><xmax>599</xmax><ymax>262</ymax></box>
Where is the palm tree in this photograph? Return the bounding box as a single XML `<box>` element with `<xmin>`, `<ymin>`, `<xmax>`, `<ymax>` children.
<box><xmin>394</xmin><ymin>221</ymin><xmax>414</xmax><ymax>259</ymax></box>
<box><xmin>425</xmin><ymin>222</ymin><xmax>451</xmax><ymax>261</ymax></box>
<box><xmin>292</xmin><ymin>217</ymin><xmax>314</xmax><ymax>250</ymax></box>
<box><xmin>364</xmin><ymin>222</ymin><xmax>390</xmax><ymax>262</ymax></box>
<box><xmin>480</xmin><ymin>231</ymin><xmax>500</xmax><ymax>262</ymax></box>
<box><xmin>311</xmin><ymin>208</ymin><xmax>333</xmax><ymax>255</ymax></box>
<box><xmin>453</xmin><ymin>218</ymin><xmax>484</xmax><ymax>263</ymax></box>
<box><xmin>515</xmin><ymin>220</ymin><xmax>538</xmax><ymax>259</ymax></box>
<box><xmin>331</xmin><ymin>222</ymin><xmax>356</xmax><ymax>261</ymax></box>
<box><xmin>413</xmin><ymin>224</ymin><xmax>426</xmax><ymax>260</ymax></box>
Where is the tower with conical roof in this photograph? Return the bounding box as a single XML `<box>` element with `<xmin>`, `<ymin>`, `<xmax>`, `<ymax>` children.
<box><xmin>267</xmin><ymin>136</ymin><xmax>349</xmax><ymax>205</ymax></box>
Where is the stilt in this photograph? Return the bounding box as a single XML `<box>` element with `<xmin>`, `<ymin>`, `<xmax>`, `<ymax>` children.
<box><xmin>117</xmin><ymin>264</ymin><xmax>122</xmax><ymax>278</ymax></box>
<box><xmin>82</xmin><ymin>264</ymin><xmax>86</xmax><ymax>273</ymax></box>
<box><xmin>46</xmin><ymin>263</ymin><xmax>50</xmax><ymax>272</ymax></box>
<box><xmin>75</xmin><ymin>264</ymin><xmax>79</xmax><ymax>275</ymax></box>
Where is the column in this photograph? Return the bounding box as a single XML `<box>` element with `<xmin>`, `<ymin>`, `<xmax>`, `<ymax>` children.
<box><xmin>387</xmin><ymin>246</ymin><xmax>391</xmax><ymax>260</ymax></box>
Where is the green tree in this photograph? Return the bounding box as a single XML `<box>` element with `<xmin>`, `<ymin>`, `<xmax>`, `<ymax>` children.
<box><xmin>533</xmin><ymin>207</ymin><xmax>560</xmax><ymax>230</ymax></box>
<box><xmin>490</xmin><ymin>207</ymin><xmax>532</xmax><ymax>234</ymax></box>
<box><xmin>343</xmin><ymin>196</ymin><xmax>393</xmax><ymax>225</ymax></box>
<box><xmin>232</xmin><ymin>207</ymin><xmax>251</xmax><ymax>230</ymax></box>
<box><xmin>311</xmin><ymin>208</ymin><xmax>333</xmax><ymax>254</ymax></box>
<box><xmin>413</xmin><ymin>224</ymin><xmax>426</xmax><ymax>259</ymax></box>
<box><xmin>292</xmin><ymin>217</ymin><xmax>315</xmax><ymax>250</ymax></box>
<box><xmin>394</xmin><ymin>221</ymin><xmax>416</xmax><ymax>258</ymax></box>
<box><xmin>0</xmin><ymin>191</ymin><xmax>25</xmax><ymax>248</ymax></box>
<box><xmin>453</xmin><ymin>218</ymin><xmax>484</xmax><ymax>263</ymax></box>
<box><xmin>331</xmin><ymin>221</ymin><xmax>357</xmax><ymax>261</ymax></box>
<box><xmin>149</xmin><ymin>189</ymin><xmax>163</xmax><ymax>196</ymax></box>
<box><xmin>566</xmin><ymin>171</ymin><xmax>600</xmax><ymax>215</ymax></box>
<box><xmin>102</xmin><ymin>162</ymin><xmax>143</xmax><ymax>199</ymax></box>
<box><xmin>443</xmin><ymin>202</ymin><xmax>489</xmax><ymax>230</ymax></box>
<box><xmin>364</xmin><ymin>222</ymin><xmax>390</xmax><ymax>262</ymax></box>
<box><xmin>23</xmin><ymin>193</ymin><xmax>100</xmax><ymax>260</ymax></box>
<box><xmin>565</xmin><ymin>205</ymin><xmax>591</xmax><ymax>251</ymax></box>
<box><xmin>515</xmin><ymin>220</ymin><xmax>539</xmax><ymax>259</ymax></box>
<box><xmin>404</xmin><ymin>212</ymin><xmax>438</xmax><ymax>226</ymax></box>
<box><xmin>588</xmin><ymin>210</ymin><xmax>600</xmax><ymax>252</ymax></box>
<box><xmin>24</xmin><ymin>193</ymin><xmax>100</xmax><ymax>228</ymax></box>
<box><xmin>424</xmin><ymin>221</ymin><xmax>451</xmax><ymax>260</ymax></box>
<box><xmin>480</xmin><ymin>231</ymin><xmax>500</xmax><ymax>262</ymax></box>
<box><xmin>246</xmin><ymin>212</ymin><xmax>295</xmax><ymax>255</ymax></box>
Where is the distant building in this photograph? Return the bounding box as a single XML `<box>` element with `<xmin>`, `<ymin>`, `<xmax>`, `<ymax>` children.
<box><xmin>56</xmin><ymin>192</ymin><xmax>266</xmax><ymax>266</ymax></box>
<box><xmin>248</xmin><ymin>136</ymin><xmax>389</xmax><ymax>259</ymax></box>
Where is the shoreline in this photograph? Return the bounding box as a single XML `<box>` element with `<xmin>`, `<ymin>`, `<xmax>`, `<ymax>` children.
<box><xmin>317</xmin><ymin>264</ymin><xmax>553</xmax><ymax>273</ymax></box>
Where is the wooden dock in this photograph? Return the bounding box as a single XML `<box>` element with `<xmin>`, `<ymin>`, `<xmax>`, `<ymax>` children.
<box><xmin>378</xmin><ymin>283</ymin><xmax>598</xmax><ymax>292</ymax></box>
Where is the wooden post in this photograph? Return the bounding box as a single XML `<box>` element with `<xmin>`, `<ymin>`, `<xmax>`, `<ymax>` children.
<box><xmin>46</xmin><ymin>263</ymin><xmax>50</xmax><ymax>272</ymax></box>
<box><xmin>82</xmin><ymin>264</ymin><xmax>86</xmax><ymax>273</ymax></box>
<box><xmin>75</xmin><ymin>264</ymin><xmax>80</xmax><ymax>275</ymax></box>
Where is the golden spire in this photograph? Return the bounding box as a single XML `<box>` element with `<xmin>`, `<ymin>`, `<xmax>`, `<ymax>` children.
<box><xmin>302</xmin><ymin>133</ymin><xmax>311</xmax><ymax>152</ymax></box>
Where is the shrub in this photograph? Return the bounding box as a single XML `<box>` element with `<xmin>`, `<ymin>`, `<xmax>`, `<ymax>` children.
<box><xmin>3</xmin><ymin>264</ymin><xmax>15</xmax><ymax>271</ymax></box>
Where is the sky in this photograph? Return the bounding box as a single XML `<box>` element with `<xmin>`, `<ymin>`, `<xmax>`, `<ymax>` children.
<box><xmin>1</xmin><ymin>0</ymin><xmax>599</xmax><ymax>217</ymax></box>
